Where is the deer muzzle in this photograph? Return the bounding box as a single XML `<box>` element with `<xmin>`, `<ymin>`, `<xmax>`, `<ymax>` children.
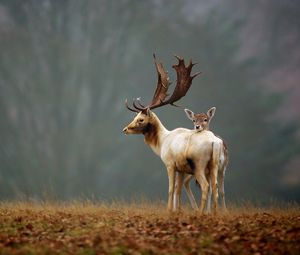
<box><xmin>123</xmin><ymin>125</ymin><xmax>138</xmax><ymax>134</ymax></box>
<box><xmin>123</xmin><ymin>126</ymin><xmax>129</xmax><ymax>134</ymax></box>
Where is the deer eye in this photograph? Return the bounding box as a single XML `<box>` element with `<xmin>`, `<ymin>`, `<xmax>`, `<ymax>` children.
<box><xmin>193</xmin><ymin>120</ymin><xmax>196</xmax><ymax>123</ymax></box>
<box><xmin>204</xmin><ymin>118</ymin><xmax>208</xmax><ymax>122</ymax></box>
<box><xmin>138</xmin><ymin>119</ymin><xmax>144</xmax><ymax>123</ymax></box>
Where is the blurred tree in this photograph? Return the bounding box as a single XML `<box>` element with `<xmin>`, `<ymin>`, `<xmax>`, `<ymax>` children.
<box><xmin>0</xmin><ymin>0</ymin><xmax>299</xmax><ymax>203</ymax></box>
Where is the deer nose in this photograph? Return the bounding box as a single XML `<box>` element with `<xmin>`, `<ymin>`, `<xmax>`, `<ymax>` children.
<box><xmin>195</xmin><ymin>125</ymin><xmax>200</xmax><ymax>129</ymax></box>
<box><xmin>123</xmin><ymin>127</ymin><xmax>128</xmax><ymax>133</ymax></box>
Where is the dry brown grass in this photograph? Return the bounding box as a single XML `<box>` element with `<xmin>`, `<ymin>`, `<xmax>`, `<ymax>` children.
<box><xmin>0</xmin><ymin>201</ymin><xmax>299</xmax><ymax>254</ymax></box>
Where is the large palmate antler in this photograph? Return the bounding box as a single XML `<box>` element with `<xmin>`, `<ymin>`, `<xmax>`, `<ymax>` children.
<box><xmin>125</xmin><ymin>54</ymin><xmax>201</xmax><ymax>113</ymax></box>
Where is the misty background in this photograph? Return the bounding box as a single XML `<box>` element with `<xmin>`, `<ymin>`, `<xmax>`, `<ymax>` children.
<box><xmin>0</xmin><ymin>0</ymin><xmax>299</xmax><ymax>204</ymax></box>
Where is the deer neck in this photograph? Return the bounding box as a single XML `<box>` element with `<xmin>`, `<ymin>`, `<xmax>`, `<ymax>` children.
<box><xmin>143</xmin><ymin>114</ymin><xmax>169</xmax><ymax>156</ymax></box>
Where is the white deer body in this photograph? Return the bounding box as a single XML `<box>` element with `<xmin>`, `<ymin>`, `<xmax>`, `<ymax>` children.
<box><xmin>123</xmin><ymin>111</ymin><xmax>222</xmax><ymax>213</ymax></box>
<box><xmin>161</xmin><ymin>129</ymin><xmax>220</xmax><ymax>173</ymax></box>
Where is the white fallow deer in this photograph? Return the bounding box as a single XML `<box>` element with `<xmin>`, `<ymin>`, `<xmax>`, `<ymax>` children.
<box><xmin>122</xmin><ymin>55</ymin><xmax>223</xmax><ymax>214</ymax></box>
<box><xmin>179</xmin><ymin>107</ymin><xmax>229</xmax><ymax>211</ymax></box>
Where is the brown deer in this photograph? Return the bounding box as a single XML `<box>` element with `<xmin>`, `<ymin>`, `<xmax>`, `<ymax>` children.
<box><xmin>185</xmin><ymin>107</ymin><xmax>216</xmax><ymax>132</ymax></box>
<box><xmin>182</xmin><ymin>107</ymin><xmax>229</xmax><ymax>211</ymax></box>
<box><xmin>123</xmin><ymin>55</ymin><xmax>223</xmax><ymax>214</ymax></box>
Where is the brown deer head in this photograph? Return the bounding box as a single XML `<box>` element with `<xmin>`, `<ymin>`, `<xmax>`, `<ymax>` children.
<box><xmin>184</xmin><ymin>107</ymin><xmax>216</xmax><ymax>131</ymax></box>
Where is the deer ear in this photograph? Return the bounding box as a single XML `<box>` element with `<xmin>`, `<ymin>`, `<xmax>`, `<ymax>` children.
<box><xmin>184</xmin><ymin>108</ymin><xmax>195</xmax><ymax>120</ymax></box>
<box><xmin>146</xmin><ymin>108</ymin><xmax>152</xmax><ymax>117</ymax></box>
<box><xmin>207</xmin><ymin>107</ymin><xmax>216</xmax><ymax>119</ymax></box>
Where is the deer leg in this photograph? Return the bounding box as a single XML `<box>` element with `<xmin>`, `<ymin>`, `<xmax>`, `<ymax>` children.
<box><xmin>210</xmin><ymin>164</ymin><xmax>219</xmax><ymax>215</ymax></box>
<box><xmin>173</xmin><ymin>171</ymin><xmax>178</xmax><ymax>210</ymax></box>
<box><xmin>218</xmin><ymin>169</ymin><xmax>226</xmax><ymax>211</ymax></box>
<box><xmin>205</xmin><ymin>168</ymin><xmax>212</xmax><ymax>214</ymax></box>
<box><xmin>174</xmin><ymin>172</ymin><xmax>184</xmax><ymax>211</ymax></box>
<box><xmin>184</xmin><ymin>174</ymin><xmax>198</xmax><ymax>210</ymax></box>
<box><xmin>194</xmin><ymin>164</ymin><xmax>209</xmax><ymax>214</ymax></box>
<box><xmin>166</xmin><ymin>166</ymin><xmax>176</xmax><ymax>212</ymax></box>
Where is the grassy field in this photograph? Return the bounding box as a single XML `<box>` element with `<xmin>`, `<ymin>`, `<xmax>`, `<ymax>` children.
<box><xmin>0</xmin><ymin>201</ymin><xmax>299</xmax><ymax>255</ymax></box>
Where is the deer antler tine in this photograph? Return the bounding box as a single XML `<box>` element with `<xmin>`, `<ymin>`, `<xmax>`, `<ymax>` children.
<box><xmin>175</xmin><ymin>55</ymin><xmax>185</xmax><ymax>66</ymax></box>
<box><xmin>170</xmin><ymin>103</ymin><xmax>181</xmax><ymax>107</ymax></box>
<box><xmin>189</xmin><ymin>59</ymin><xmax>198</xmax><ymax>67</ymax></box>
<box><xmin>125</xmin><ymin>99</ymin><xmax>139</xmax><ymax>112</ymax></box>
<box><xmin>136</xmin><ymin>98</ymin><xmax>146</xmax><ymax>108</ymax></box>
<box><xmin>191</xmin><ymin>71</ymin><xmax>202</xmax><ymax>79</ymax></box>
<box><xmin>133</xmin><ymin>99</ymin><xmax>145</xmax><ymax>111</ymax></box>
<box><xmin>174</xmin><ymin>55</ymin><xmax>183</xmax><ymax>61</ymax></box>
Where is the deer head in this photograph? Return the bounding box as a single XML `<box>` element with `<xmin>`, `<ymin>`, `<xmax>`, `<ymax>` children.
<box><xmin>123</xmin><ymin>54</ymin><xmax>201</xmax><ymax>134</ymax></box>
<box><xmin>184</xmin><ymin>107</ymin><xmax>216</xmax><ymax>131</ymax></box>
<box><xmin>122</xmin><ymin>109</ymin><xmax>155</xmax><ymax>134</ymax></box>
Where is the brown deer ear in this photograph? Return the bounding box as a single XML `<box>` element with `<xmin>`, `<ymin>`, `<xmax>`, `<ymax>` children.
<box><xmin>184</xmin><ymin>108</ymin><xmax>195</xmax><ymax>120</ymax></box>
<box><xmin>207</xmin><ymin>107</ymin><xmax>216</xmax><ymax>119</ymax></box>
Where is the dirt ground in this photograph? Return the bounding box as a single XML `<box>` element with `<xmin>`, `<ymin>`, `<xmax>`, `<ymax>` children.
<box><xmin>0</xmin><ymin>202</ymin><xmax>299</xmax><ymax>254</ymax></box>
